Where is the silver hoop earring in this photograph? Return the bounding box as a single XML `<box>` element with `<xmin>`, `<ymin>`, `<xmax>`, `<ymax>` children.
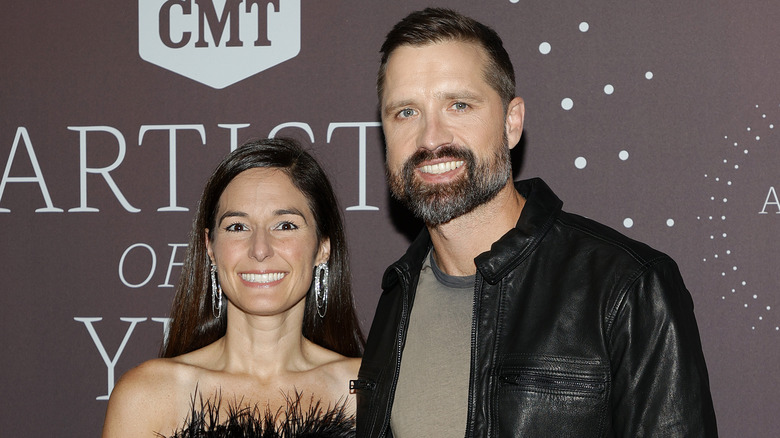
<box><xmin>314</xmin><ymin>263</ymin><xmax>329</xmax><ymax>318</ymax></box>
<box><xmin>210</xmin><ymin>263</ymin><xmax>223</xmax><ymax>319</ymax></box>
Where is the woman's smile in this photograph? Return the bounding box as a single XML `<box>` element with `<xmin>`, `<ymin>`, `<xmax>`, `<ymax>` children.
<box><xmin>239</xmin><ymin>271</ymin><xmax>287</xmax><ymax>286</ymax></box>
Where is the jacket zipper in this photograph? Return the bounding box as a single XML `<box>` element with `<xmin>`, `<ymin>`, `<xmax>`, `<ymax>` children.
<box><xmin>464</xmin><ymin>275</ymin><xmax>481</xmax><ymax>438</ymax></box>
<box><xmin>379</xmin><ymin>266</ymin><xmax>410</xmax><ymax>438</ymax></box>
<box><xmin>500</xmin><ymin>373</ymin><xmax>606</xmax><ymax>393</ymax></box>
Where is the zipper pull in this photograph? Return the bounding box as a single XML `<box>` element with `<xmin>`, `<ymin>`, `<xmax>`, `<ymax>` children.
<box><xmin>350</xmin><ymin>379</ymin><xmax>376</xmax><ymax>393</ymax></box>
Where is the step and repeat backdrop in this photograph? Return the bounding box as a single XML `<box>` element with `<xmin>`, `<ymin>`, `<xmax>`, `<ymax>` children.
<box><xmin>2</xmin><ymin>1</ymin><xmax>777</xmax><ymax>435</ymax></box>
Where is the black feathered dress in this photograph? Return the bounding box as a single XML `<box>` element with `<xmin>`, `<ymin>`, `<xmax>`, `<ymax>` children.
<box><xmin>161</xmin><ymin>391</ymin><xmax>355</xmax><ymax>438</ymax></box>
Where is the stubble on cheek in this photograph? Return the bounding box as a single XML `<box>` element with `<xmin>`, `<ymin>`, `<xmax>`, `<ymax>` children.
<box><xmin>387</xmin><ymin>145</ymin><xmax>471</xmax><ymax>200</ymax></box>
<box><xmin>385</xmin><ymin>137</ymin><xmax>512</xmax><ymax>225</ymax></box>
<box><xmin>386</xmin><ymin>146</ymin><xmax>479</xmax><ymax>225</ymax></box>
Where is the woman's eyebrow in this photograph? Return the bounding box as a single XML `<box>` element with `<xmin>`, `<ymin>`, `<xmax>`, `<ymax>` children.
<box><xmin>217</xmin><ymin>208</ymin><xmax>309</xmax><ymax>225</ymax></box>
<box><xmin>218</xmin><ymin>210</ymin><xmax>247</xmax><ymax>224</ymax></box>
<box><xmin>274</xmin><ymin>208</ymin><xmax>308</xmax><ymax>225</ymax></box>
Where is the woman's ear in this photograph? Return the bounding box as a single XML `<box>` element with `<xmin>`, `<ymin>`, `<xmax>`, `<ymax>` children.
<box><xmin>205</xmin><ymin>229</ymin><xmax>215</xmax><ymax>264</ymax></box>
<box><xmin>316</xmin><ymin>237</ymin><xmax>331</xmax><ymax>266</ymax></box>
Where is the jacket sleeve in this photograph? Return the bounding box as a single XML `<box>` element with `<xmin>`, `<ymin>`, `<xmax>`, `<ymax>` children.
<box><xmin>607</xmin><ymin>258</ymin><xmax>718</xmax><ymax>437</ymax></box>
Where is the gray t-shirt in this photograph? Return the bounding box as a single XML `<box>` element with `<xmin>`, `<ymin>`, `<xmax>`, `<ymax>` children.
<box><xmin>390</xmin><ymin>250</ymin><xmax>475</xmax><ymax>437</ymax></box>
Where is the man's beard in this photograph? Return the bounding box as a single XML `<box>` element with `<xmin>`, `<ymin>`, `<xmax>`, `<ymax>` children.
<box><xmin>387</xmin><ymin>136</ymin><xmax>512</xmax><ymax>225</ymax></box>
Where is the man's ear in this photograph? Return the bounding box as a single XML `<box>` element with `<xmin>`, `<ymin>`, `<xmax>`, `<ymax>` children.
<box><xmin>505</xmin><ymin>97</ymin><xmax>525</xmax><ymax>149</ymax></box>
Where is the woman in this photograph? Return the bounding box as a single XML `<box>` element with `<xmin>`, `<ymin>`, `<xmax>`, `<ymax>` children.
<box><xmin>103</xmin><ymin>138</ymin><xmax>364</xmax><ymax>437</ymax></box>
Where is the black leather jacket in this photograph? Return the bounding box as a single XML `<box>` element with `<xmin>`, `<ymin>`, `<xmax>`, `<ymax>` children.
<box><xmin>355</xmin><ymin>178</ymin><xmax>717</xmax><ymax>437</ymax></box>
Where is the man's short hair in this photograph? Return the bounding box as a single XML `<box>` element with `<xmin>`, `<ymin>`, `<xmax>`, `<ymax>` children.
<box><xmin>377</xmin><ymin>7</ymin><xmax>516</xmax><ymax>108</ymax></box>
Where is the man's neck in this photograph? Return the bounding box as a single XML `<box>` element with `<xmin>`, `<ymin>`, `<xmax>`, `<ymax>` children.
<box><xmin>427</xmin><ymin>182</ymin><xmax>525</xmax><ymax>276</ymax></box>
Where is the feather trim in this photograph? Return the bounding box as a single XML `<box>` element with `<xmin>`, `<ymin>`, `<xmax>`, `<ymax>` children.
<box><xmin>160</xmin><ymin>389</ymin><xmax>355</xmax><ymax>438</ymax></box>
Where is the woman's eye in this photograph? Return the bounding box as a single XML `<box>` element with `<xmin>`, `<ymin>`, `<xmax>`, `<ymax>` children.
<box><xmin>275</xmin><ymin>221</ymin><xmax>298</xmax><ymax>231</ymax></box>
<box><xmin>225</xmin><ymin>223</ymin><xmax>247</xmax><ymax>232</ymax></box>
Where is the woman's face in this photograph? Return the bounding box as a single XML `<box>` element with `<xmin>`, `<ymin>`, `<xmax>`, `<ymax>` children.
<box><xmin>205</xmin><ymin>167</ymin><xmax>329</xmax><ymax>318</ymax></box>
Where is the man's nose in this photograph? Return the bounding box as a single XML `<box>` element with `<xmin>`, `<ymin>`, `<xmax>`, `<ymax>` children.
<box><xmin>419</xmin><ymin>112</ymin><xmax>453</xmax><ymax>151</ymax></box>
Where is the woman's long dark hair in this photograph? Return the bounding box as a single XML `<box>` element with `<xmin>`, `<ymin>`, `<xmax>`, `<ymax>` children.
<box><xmin>161</xmin><ymin>138</ymin><xmax>364</xmax><ymax>358</ymax></box>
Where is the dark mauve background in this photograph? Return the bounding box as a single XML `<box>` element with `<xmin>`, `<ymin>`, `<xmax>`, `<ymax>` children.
<box><xmin>1</xmin><ymin>1</ymin><xmax>778</xmax><ymax>436</ymax></box>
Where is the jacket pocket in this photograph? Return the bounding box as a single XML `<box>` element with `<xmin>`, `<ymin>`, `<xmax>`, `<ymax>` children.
<box><xmin>496</xmin><ymin>358</ymin><xmax>609</xmax><ymax>437</ymax></box>
<box><xmin>500</xmin><ymin>369</ymin><xmax>605</xmax><ymax>397</ymax></box>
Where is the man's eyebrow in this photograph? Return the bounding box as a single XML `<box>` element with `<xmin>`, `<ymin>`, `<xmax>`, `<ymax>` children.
<box><xmin>383</xmin><ymin>91</ymin><xmax>484</xmax><ymax>114</ymax></box>
<box><xmin>382</xmin><ymin>99</ymin><xmax>414</xmax><ymax>115</ymax></box>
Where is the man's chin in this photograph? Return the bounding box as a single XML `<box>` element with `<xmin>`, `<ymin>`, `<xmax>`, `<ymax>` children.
<box><xmin>407</xmin><ymin>186</ymin><xmax>461</xmax><ymax>205</ymax></box>
<box><xmin>415</xmin><ymin>204</ymin><xmax>466</xmax><ymax>226</ymax></box>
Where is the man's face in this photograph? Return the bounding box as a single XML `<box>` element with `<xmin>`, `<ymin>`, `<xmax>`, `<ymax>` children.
<box><xmin>381</xmin><ymin>40</ymin><xmax>523</xmax><ymax>225</ymax></box>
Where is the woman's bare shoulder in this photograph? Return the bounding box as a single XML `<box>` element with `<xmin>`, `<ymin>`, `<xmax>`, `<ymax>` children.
<box><xmin>329</xmin><ymin>356</ymin><xmax>361</xmax><ymax>380</ymax></box>
<box><xmin>313</xmin><ymin>355</ymin><xmax>361</xmax><ymax>415</ymax></box>
<box><xmin>304</xmin><ymin>341</ymin><xmax>360</xmax><ymax>379</ymax></box>
<box><xmin>101</xmin><ymin>358</ymin><xmax>204</xmax><ymax>437</ymax></box>
<box><xmin>119</xmin><ymin>357</ymin><xmax>205</xmax><ymax>391</ymax></box>
<box><xmin>304</xmin><ymin>346</ymin><xmax>361</xmax><ymax>398</ymax></box>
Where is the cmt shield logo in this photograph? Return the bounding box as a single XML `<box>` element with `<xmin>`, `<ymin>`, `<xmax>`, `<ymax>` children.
<box><xmin>139</xmin><ymin>0</ymin><xmax>300</xmax><ymax>89</ymax></box>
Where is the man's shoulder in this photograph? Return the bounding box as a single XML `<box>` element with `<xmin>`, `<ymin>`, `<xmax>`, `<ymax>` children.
<box><xmin>546</xmin><ymin>209</ymin><xmax>677</xmax><ymax>281</ymax></box>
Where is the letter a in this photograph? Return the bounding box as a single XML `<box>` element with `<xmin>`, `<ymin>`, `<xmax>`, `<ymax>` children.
<box><xmin>759</xmin><ymin>186</ymin><xmax>780</xmax><ymax>214</ymax></box>
<box><xmin>0</xmin><ymin>127</ymin><xmax>63</xmax><ymax>213</ymax></box>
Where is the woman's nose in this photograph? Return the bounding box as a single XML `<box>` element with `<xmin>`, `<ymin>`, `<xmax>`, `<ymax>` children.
<box><xmin>250</xmin><ymin>230</ymin><xmax>274</xmax><ymax>261</ymax></box>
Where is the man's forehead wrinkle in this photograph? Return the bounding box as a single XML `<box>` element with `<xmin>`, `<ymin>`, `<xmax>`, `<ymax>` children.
<box><xmin>434</xmin><ymin>90</ymin><xmax>481</xmax><ymax>101</ymax></box>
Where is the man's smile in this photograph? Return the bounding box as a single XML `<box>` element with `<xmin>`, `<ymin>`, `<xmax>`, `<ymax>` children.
<box><xmin>418</xmin><ymin>160</ymin><xmax>465</xmax><ymax>175</ymax></box>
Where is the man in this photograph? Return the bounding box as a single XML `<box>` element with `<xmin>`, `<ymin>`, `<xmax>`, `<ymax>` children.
<box><xmin>353</xmin><ymin>7</ymin><xmax>717</xmax><ymax>438</ymax></box>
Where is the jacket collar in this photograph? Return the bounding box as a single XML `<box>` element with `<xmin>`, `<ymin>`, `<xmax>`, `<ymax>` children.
<box><xmin>382</xmin><ymin>225</ymin><xmax>432</xmax><ymax>291</ymax></box>
<box><xmin>475</xmin><ymin>178</ymin><xmax>562</xmax><ymax>284</ymax></box>
<box><xmin>382</xmin><ymin>178</ymin><xmax>563</xmax><ymax>288</ymax></box>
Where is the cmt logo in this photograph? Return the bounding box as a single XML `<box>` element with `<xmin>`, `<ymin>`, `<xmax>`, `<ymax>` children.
<box><xmin>139</xmin><ymin>0</ymin><xmax>300</xmax><ymax>89</ymax></box>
